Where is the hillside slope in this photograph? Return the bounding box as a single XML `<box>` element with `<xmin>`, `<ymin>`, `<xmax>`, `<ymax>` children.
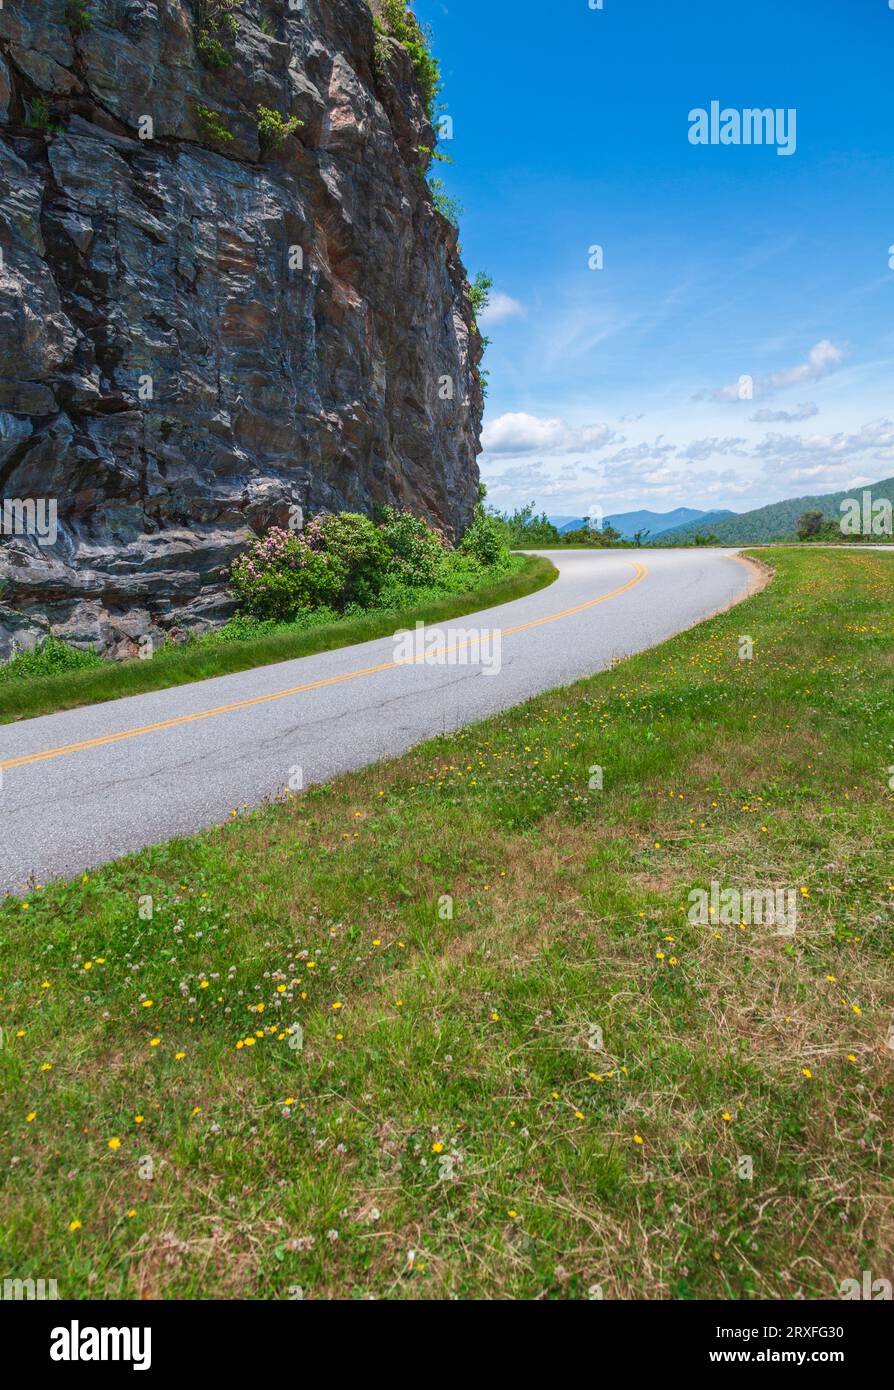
<box><xmin>658</xmin><ymin>477</ymin><xmax>894</xmax><ymax>544</ymax></box>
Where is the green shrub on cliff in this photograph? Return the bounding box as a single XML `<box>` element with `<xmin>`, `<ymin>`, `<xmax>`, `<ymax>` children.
<box><xmin>65</xmin><ymin>1</ymin><xmax>92</xmax><ymax>35</ymax></box>
<box><xmin>428</xmin><ymin>177</ymin><xmax>463</xmax><ymax>228</ymax></box>
<box><xmin>468</xmin><ymin>271</ymin><xmax>493</xmax><ymax>332</ymax></box>
<box><xmin>256</xmin><ymin>105</ymin><xmax>303</xmax><ymax>152</ymax></box>
<box><xmin>374</xmin><ymin>1</ymin><xmax>440</xmax><ymax>120</ymax></box>
<box><xmin>193</xmin><ymin>102</ymin><xmax>234</xmax><ymax>146</ymax></box>
<box><xmin>25</xmin><ymin>96</ymin><xmax>65</xmax><ymax>136</ymax></box>
<box><xmin>195</xmin><ymin>0</ymin><xmax>240</xmax><ymax>69</ymax></box>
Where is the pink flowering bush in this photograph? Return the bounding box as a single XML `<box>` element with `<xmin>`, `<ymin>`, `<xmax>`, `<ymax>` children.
<box><xmin>229</xmin><ymin>507</ymin><xmax>511</xmax><ymax>622</ymax></box>
<box><xmin>229</xmin><ymin>527</ymin><xmax>346</xmax><ymax>621</ymax></box>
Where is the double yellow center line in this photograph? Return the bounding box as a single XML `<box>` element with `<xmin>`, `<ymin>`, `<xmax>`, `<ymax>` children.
<box><xmin>1</xmin><ymin>561</ymin><xmax>648</xmax><ymax>772</ymax></box>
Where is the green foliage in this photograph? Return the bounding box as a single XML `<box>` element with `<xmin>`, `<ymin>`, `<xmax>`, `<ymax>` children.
<box><xmin>193</xmin><ymin>103</ymin><xmax>234</xmax><ymax>145</ymax></box>
<box><xmin>468</xmin><ymin>270</ymin><xmax>493</xmax><ymax>328</ymax></box>
<box><xmin>196</xmin><ymin>28</ymin><xmax>233</xmax><ymax>66</ymax></box>
<box><xmin>0</xmin><ymin>635</ymin><xmax>102</xmax><ymax>686</ymax></box>
<box><xmin>427</xmin><ymin>177</ymin><xmax>463</xmax><ymax>228</ymax></box>
<box><xmin>797</xmin><ymin>510</ymin><xmax>839</xmax><ymax>542</ymax></box>
<box><xmin>256</xmin><ymin>105</ymin><xmax>303</xmax><ymax>152</ymax></box>
<box><xmin>305</xmin><ymin>512</ymin><xmax>390</xmax><ymax>607</ymax></box>
<box><xmin>372</xmin><ymin>29</ymin><xmax>392</xmax><ymax>81</ymax></box>
<box><xmin>64</xmin><ymin>0</ymin><xmax>92</xmax><ymax>35</ymax></box>
<box><xmin>195</xmin><ymin>0</ymin><xmax>240</xmax><ymax>68</ymax></box>
<box><xmin>561</xmin><ymin>522</ymin><xmax>626</xmax><ymax>547</ymax></box>
<box><xmin>377</xmin><ymin>0</ymin><xmax>441</xmax><ymax>120</ymax></box>
<box><xmin>374</xmin><ymin>504</ymin><xmax>450</xmax><ymax>588</ymax></box>
<box><xmin>488</xmin><ymin>503</ymin><xmax>562</xmax><ymax>547</ymax></box>
<box><xmin>229</xmin><ymin>506</ymin><xmax>514</xmax><ymax>623</ymax></box>
<box><xmin>229</xmin><ymin>527</ymin><xmax>347</xmax><ymax>621</ymax></box>
<box><xmin>459</xmin><ymin>503</ymin><xmax>509</xmax><ymax>568</ymax></box>
<box><xmin>25</xmin><ymin>96</ymin><xmax>65</xmax><ymax>136</ymax></box>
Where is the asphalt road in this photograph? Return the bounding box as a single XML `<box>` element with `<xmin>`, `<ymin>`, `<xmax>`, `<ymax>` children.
<box><xmin>0</xmin><ymin>547</ymin><xmax>756</xmax><ymax>895</ymax></box>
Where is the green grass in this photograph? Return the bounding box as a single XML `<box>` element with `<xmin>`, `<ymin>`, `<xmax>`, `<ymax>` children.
<box><xmin>1</xmin><ymin>549</ymin><xmax>892</xmax><ymax>1299</ymax></box>
<box><xmin>0</xmin><ymin>555</ymin><xmax>555</xmax><ymax>725</ymax></box>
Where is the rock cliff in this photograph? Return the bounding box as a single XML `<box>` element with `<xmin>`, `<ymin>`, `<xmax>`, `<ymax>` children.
<box><xmin>0</xmin><ymin>0</ymin><xmax>483</xmax><ymax>656</ymax></box>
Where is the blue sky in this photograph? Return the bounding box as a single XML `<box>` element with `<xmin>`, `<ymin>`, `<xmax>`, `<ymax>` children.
<box><xmin>415</xmin><ymin>0</ymin><xmax>894</xmax><ymax>518</ymax></box>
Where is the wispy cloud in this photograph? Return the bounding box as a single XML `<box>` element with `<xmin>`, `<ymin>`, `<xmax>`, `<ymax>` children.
<box><xmin>750</xmin><ymin>402</ymin><xmax>819</xmax><ymax>423</ymax></box>
<box><xmin>694</xmin><ymin>340</ymin><xmax>847</xmax><ymax>403</ymax></box>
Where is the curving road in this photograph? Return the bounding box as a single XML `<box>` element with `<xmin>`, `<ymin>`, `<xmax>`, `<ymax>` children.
<box><xmin>0</xmin><ymin>548</ymin><xmax>757</xmax><ymax>895</ymax></box>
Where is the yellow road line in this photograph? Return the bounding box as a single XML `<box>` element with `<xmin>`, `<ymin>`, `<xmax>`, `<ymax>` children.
<box><xmin>1</xmin><ymin>561</ymin><xmax>648</xmax><ymax>771</ymax></box>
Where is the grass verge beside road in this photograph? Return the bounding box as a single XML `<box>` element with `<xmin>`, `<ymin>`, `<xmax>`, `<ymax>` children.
<box><xmin>0</xmin><ymin>555</ymin><xmax>555</xmax><ymax>726</ymax></box>
<box><xmin>0</xmin><ymin>548</ymin><xmax>892</xmax><ymax>1299</ymax></box>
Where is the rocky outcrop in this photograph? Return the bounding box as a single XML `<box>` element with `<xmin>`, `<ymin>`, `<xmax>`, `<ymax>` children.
<box><xmin>0</xmin><ymin>0</ymin><xmax>483</xmax><ymax>656</ymax></box>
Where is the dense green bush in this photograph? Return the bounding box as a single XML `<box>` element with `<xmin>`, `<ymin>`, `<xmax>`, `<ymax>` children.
<box><xmin>229</xmin><ymin>507</ymin><xmax>511</xmax><ymax>622</ymax></box>
<box><xmin>375</xmin><ymin>505</ymin><xmax>451</xmax><ymax>587</ymax></box>
<box><xmin>460</xmin><ymin>503</ymin><xmax>507</xmax><ymax>566</ymax></box>
<box><xmin>306</xmin><ymin>512</ymin><xmax>390</xmax><ymax>606</ymax></box>
<box><xmin>229</xmin><ymin>527</ymin><xmax>346</xmax><ymax>621</ymax></box>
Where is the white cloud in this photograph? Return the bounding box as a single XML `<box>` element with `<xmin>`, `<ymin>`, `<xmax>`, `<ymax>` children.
<box><xmin>677</xmin><ymin>436</ymin><xmax>749</xmax><ymax>461</ymax></box>
<box><xmin>478</xmin><ymin>292</ymin><xmax>527</xmax><ymax>327</ymax></box>
<box><xmin>695</xmin><ymin>340</ymin><xmax>847</xmax><ymax>403</ymax></box>
<box><xmin>479</xmin><ymin>408</ymin><xmax>894</xmax><ymax>516</ymax></box>
<box><xmin>481</xmin><ymin>412</ymin><xmax>620</xmax><ymax>456</ymax></box>
<box><xmin>750</xmin><ymin>402</ymin><xmax>819</xmax><ymax>423</ymax></box>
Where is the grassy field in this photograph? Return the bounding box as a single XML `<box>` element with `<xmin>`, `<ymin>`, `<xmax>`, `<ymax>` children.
<box><xmin>0</xmin><ymin>555</ymin><xmax>555</xmax><ymax>725</ymax></box>
<box><xmin>1</xmin><ymin>547</ymin><xmax>892</xmax><ymax>1300</ymax></box>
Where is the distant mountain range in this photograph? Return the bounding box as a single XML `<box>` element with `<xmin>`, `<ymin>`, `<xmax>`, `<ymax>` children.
<box><xmin>657</xmin><ymin>476</ymin><xmax>894</xmax><ymax>544</ymax></box>
<box><xmin>547</xmin><ymin>508</ymin><xmax>733</xmax><ymax>540</ymax></box>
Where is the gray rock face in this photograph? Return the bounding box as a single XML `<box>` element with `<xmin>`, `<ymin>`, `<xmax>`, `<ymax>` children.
<box><xmin>0</xmin><ymin>0</ymin><xmax>483</xmax><ymax>655</ymax></box>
